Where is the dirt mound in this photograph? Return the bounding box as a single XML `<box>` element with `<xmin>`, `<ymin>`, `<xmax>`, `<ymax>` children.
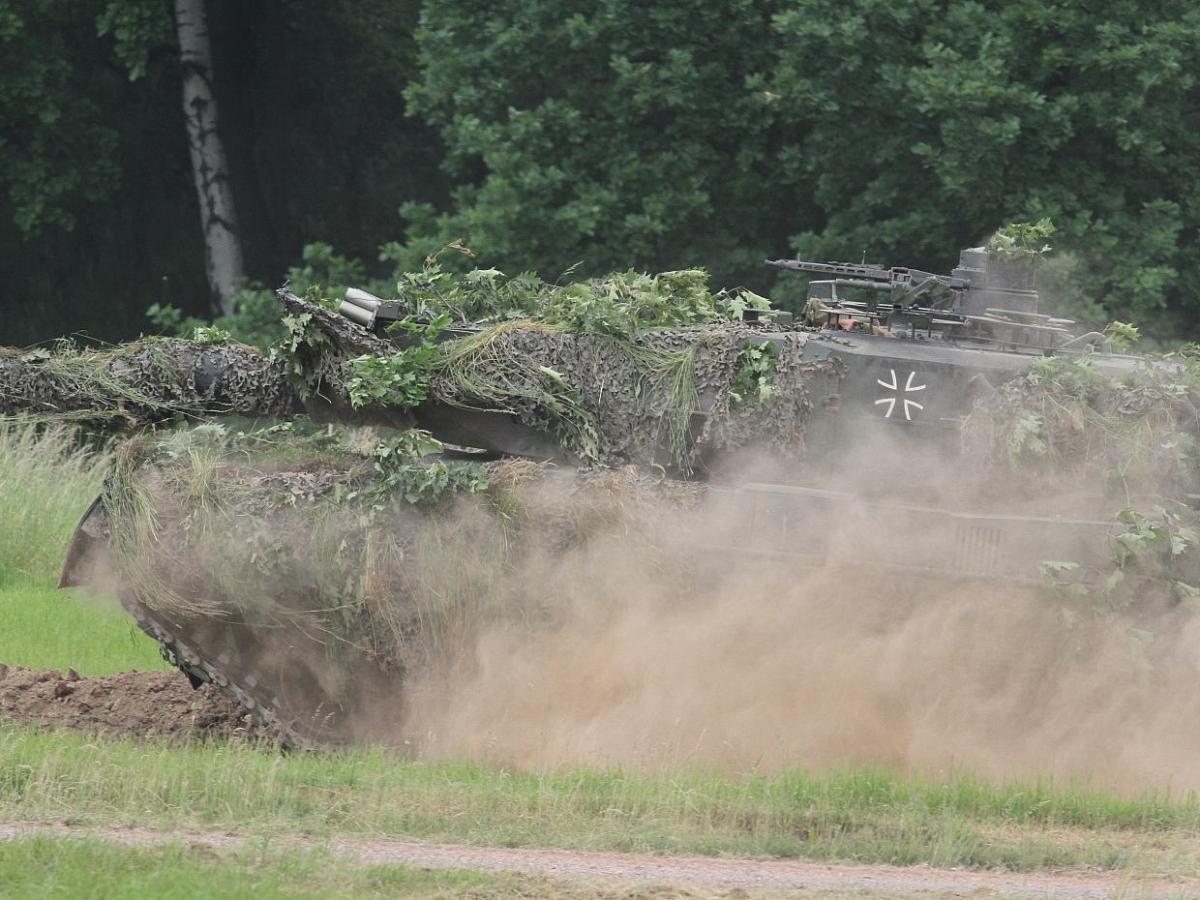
<box><xmin>0</xmin><ymin>664</ymin><xmax>268</xmax><ymax>742</ymax></box>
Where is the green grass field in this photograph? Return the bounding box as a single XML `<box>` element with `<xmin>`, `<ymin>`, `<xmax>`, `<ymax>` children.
<box><xmin>3</xmin><ymin>724</ymin><xmax>1200</xmax><ymax>874</ymax></box>
<box><xmin>0</xmin><ymin>835</ymin><xmax>560</xmax><ymax>899</ymax></box>
<box><xmin>4</xmin><ymin>421</ymin><xmax>1200</xmax><ymax>887</ymax></box>
<box><xmin>0</xmin><ymin>580</ymin><xmax>166</xmax><ymax>675</ymax></box>
<box><xmin>0</xmin><ymin>423</ymin><xmax>166</xmax><ymax>674</ymax></box>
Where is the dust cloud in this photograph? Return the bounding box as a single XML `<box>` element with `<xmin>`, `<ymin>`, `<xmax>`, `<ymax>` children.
<box><xmin>85</xmin><ymin>427</ymin><xmax>1200</xmax><ymax>791</ymax></box>
<box><xmin>397</xmin><ymin>451</ymin><xmax>1200</xmax><ymax>792</ymax></box>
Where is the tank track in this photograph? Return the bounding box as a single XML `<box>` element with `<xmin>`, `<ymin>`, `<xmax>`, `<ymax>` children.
<box><xmin>116</xmin><ymin>592</ymin><xmax>327</xmax><ymax>750</ymax></box>
<box><xmin>62</xmin><ymin>497</ymin><xmax>343</xmax><ymax>750</ymax></box>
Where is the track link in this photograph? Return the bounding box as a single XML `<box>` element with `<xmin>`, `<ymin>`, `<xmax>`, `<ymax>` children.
<box><xmin>117</xmin><ymin>594</ymin><xmax>324</xmax><ymax>749</ymax></box>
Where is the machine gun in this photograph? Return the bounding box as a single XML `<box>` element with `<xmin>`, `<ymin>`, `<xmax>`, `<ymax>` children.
<box><xmin>766</xmin><ymin>258</ymin><xmax>967</xmax><ymax>309</ymax></box>
<box><xmin>767</xmin><ymin>247</ymin><xmax>1080</xmax><ymax>352</ymax></box>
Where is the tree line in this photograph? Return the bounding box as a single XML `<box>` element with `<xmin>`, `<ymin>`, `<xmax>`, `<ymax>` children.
<box><xmin>3</xmin><ymin>0</ymin><xmax>1198</xmax><ymax>346</ymax></box>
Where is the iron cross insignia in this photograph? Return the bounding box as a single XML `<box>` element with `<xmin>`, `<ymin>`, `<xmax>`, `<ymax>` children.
<box><xmin>875</xmin><ymin>369</ymin><xmax>926</xmax><ymax>420</ymax></box>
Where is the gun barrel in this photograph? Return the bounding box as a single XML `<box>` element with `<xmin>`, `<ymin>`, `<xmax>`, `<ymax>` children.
<box><xmin>835</xmin><ymin>278</ymin><xmax>898</xmax><ymax>292</ymax></box>
<box><xmin>766</xmin><ymin>258</ymin><xmax>895</xmax><ymax>282</ymax></box>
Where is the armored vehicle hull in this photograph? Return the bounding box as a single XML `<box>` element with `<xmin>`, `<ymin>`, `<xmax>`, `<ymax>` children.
<box><xmin>54</xmin><ymin>249</ymin><xmax>1159</xmax><ymax>746</ymax></box>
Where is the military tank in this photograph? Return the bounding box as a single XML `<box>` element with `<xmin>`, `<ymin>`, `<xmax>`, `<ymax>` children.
<box><xmin>320</xmin><ymin>245</ymin><xmax>1145</xmax><ymax>580</ymax></box>
<box><xmin>49</xmin><ymin>246</ymin><xmax>1172</xmax><ymax>747</ymax></box>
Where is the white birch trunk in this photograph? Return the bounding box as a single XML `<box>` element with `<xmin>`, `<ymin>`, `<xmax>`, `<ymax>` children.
<box><xmin>174</xmin><ymin>0</ymin><xmax>244</xmax><ymax>316</ymax></box>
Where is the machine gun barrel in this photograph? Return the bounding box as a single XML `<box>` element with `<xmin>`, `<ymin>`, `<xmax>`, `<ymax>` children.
<box><xmin>766</xmin><ymin>258</ymin><xmax>896</xmax><ymax>282</ymax></box>
<box><xmin>767</xmin><ymin>258</ymin><xmax>965</xmax><ymax>296</ymax></box>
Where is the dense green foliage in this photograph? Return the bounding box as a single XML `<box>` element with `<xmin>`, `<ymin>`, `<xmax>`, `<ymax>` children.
<box><xmin>2</xmin><ymin>0</ymin><xmax>1199</xmax><ymax>345</ymax></box>
<box><xmin>386</xmin><ymin>257</ymin><xmax>771</xmax><ymax>336</ymax></box>
<box><xmin>1</xmin><ymin>0</ymin><xmax>442</xmax><ymax>344</ymax></box>
<box><xmin>764</xmin><ymin>0</ymin><xmax>1200</xmax><ymax>333</ymax></box>
<box><xmin>404</xmin><ymin>1</ymin><xmax>792</xmax><ymax>290</ymax></box>
<box><xmin>407</xmin><ymin>0</ymin><xmax>1200</xmax><ymax>335</ymax></box>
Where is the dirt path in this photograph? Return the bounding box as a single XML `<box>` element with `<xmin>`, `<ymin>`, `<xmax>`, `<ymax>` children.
<box><xmin>0</xmin><ymin>821</ymin><xmax>1192</xmax><ymax>898</ymax></box>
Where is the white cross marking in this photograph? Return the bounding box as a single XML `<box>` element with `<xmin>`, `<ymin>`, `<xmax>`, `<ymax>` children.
<box><xmin>875</xmin><ymin>369</ymin><xmax>927</xmax><ymax>420</ymax></box>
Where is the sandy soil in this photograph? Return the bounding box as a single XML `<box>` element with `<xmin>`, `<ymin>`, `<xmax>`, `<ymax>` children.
<box><xmin>0</xmin><ymin>664</ymin><xmax>264</xmax><ymax>741</ymax></box>
<box><xmin>0</xmin><ymin>821</ymin><xmax>1194</xmax><ymax>898</ymax></box>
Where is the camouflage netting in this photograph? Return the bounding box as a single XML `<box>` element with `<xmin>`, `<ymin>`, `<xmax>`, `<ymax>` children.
<box><xmin>951</xmin><ymin>357</ymin><xmax>1200</xmax><ymax>620</ymax></box>
<box><xmin>962</xmin><ymin>357</ymin><xmax>1200</xmax><ymax>500</ymax></box>
<box><xmin>2</xmin><ymin>292</ymin><xmax>837</xmax><ymax>474</ymax></box>
<box><xmin>283</xmin><ymin>295</ymin><xmax>840</xmax><ymax>472</ymax></box>
<box><xmin>0</xmin><ymin>340</ymin><xmax>296</xmax><ymax>426</ymax></box>
<box><xmin>430</xmin><ymin>326</ymin><xmax>828</xmax><ymax>471</ymax></box>
<box><xmin>102</xmin><ymin>424</ymin><xmax>704</xmax><ymax>690</ymax></box>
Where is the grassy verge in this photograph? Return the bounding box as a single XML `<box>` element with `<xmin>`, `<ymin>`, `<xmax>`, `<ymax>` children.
<box><xmin>0</xmin><ymin>423</ymin><xmax>108</xmax><ymax>585</ymax></box>
<box><xmin>0</xmin><ymin>835</ymin><xmax>570</xmax><ymax>899</ymax></box>
<box><xmin>0</xmin><ymin>580</ymin><xmax>166</xmax><ymax>675</ymax></box>
<box><xmin>3</xmin><ymin>725</ymin><xmax>1200</xmax><ymax>875</ymax></box>
<box><xmin>0</xmin><ymin>422</ymin><xmax>166</xmax><ymax>673</ymax></box>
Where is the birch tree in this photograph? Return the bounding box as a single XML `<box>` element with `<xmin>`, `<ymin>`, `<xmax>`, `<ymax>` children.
<box><xmin>174</xmin><ymin>0</ymin><xmax>244</xmax><ymax>316</ymax></box>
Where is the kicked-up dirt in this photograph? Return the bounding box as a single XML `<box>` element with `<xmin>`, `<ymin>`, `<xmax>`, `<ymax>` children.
<box><xmin>0</xmin><ymin>664</ymin><xmax>265</xmax><ymax>742</ymax></box>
